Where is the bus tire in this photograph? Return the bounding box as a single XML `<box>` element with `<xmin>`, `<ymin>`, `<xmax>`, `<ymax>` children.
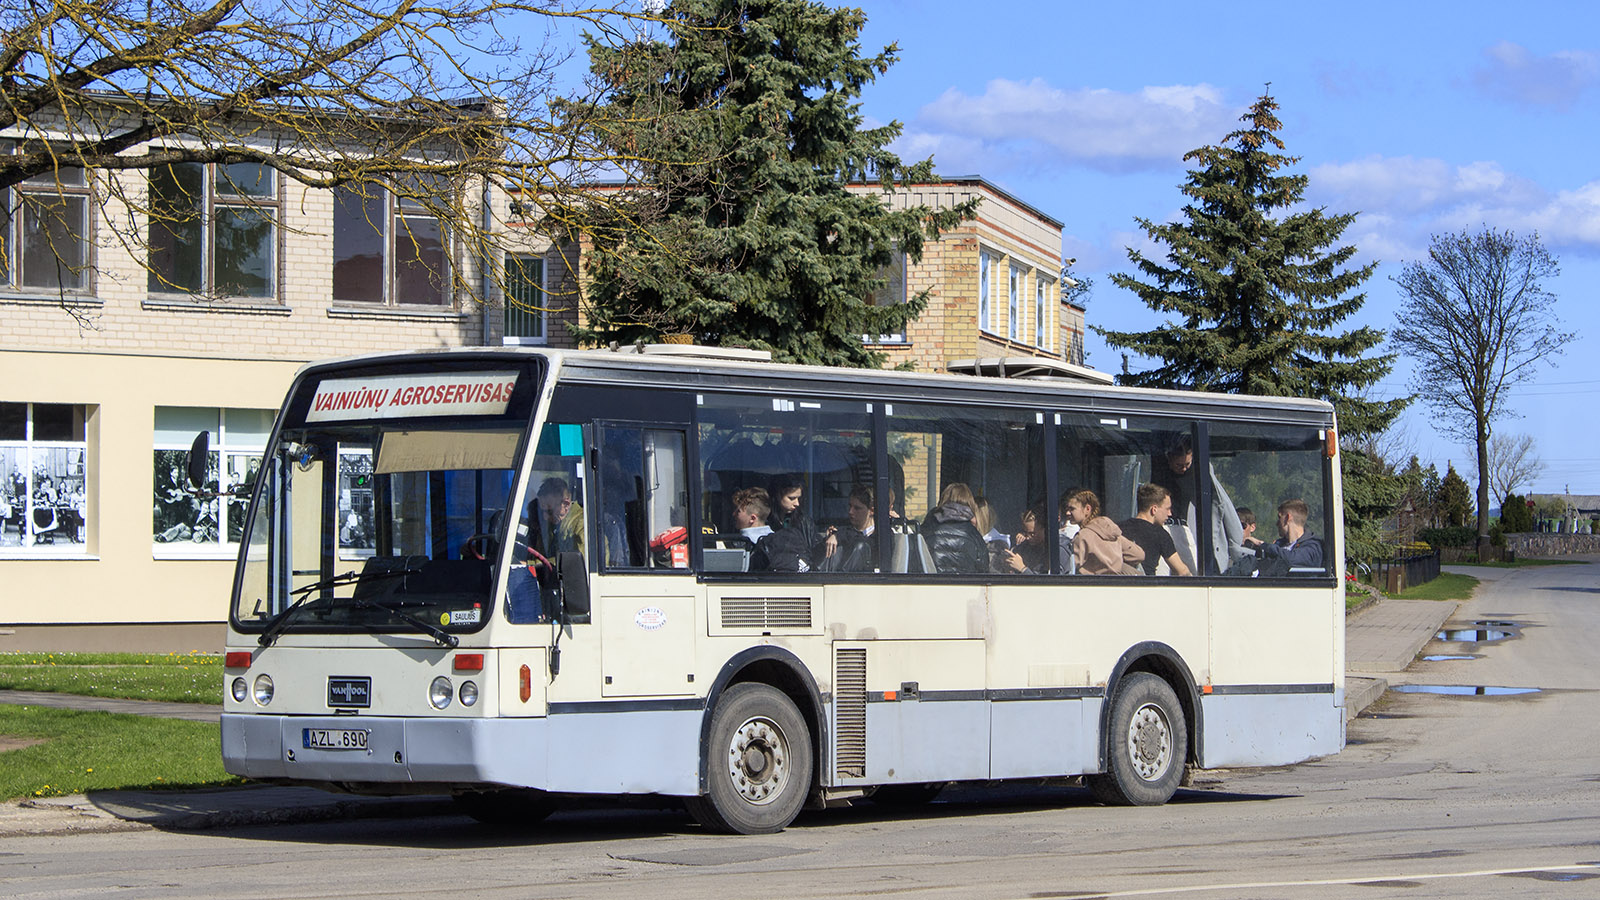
<box><xmin>686</xmin><ymin>682</ymin><xmax>813</xmax><ymax>834</ymax></box>
<box><xmin>452</xmin><ymin>788</ymin><xmax>556</xmax><ymax>826</ymax></box>
<box><xmin>1087</xmin><ymin>672</ymin><xmax>1186</xmax><ymax>807</ymax></box>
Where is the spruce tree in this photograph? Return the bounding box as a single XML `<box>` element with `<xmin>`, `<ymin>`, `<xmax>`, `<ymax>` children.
<box><xmin>1099</xmin><ymin>93</ymin><xmax>1408</xmax><ymax>565</ymax></box>
<box><xmin>553</xmin><ymin>0</ymin><xmax>977</xmax><ymax>367</ymax></box>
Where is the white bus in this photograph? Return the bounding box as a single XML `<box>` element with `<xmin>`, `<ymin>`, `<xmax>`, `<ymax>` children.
<box><xmin>216</xmin><ymin>345</ymin><xmax>1345</xmax><ymax>834</ymax></box>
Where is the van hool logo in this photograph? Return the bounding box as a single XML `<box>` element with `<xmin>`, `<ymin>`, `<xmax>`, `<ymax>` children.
<box><xmin>328</xmin><ymin>677</ymin><xmax>372</xmax><ymax>707</ymax></box>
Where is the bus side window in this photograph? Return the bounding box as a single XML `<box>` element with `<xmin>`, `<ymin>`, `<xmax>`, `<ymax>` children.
<box><xmin>888</xmin><ymin>403</ymin><xmax>1045</xmax><ymax>575</ymax></box>
<box><xmin>597</xmin><ymin>425</ymin><xmax>690</xmax><ymax>571</ymax></box>
<box><xmin>695</xmin><ymin>393</ymin><xmax>873</xmax><ymax>576</ymax></box>
<box><xmin>1209</xmin><ymin>423</ymin><xmax>1331</xmax><ymax>578</ymax></box>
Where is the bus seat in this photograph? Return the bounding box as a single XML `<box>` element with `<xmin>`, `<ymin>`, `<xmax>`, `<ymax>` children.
<box><xmin>889</xmin><ymin>531</ymin><xmax>934</xmax><ymax>574</ymax></box>
<box><xmin>1167</xmin><ymin>520</ymin><xmax>1197</xmax><ymax>574</ymax></box>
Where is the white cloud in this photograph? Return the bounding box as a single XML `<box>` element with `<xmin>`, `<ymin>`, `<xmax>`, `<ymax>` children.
<box><xmin>1308</xmin><ymin>154</ymin><xmax>1600</xmax><ymax>259</ymax></box>
<box><xmin>895</xmin><ymin>79</ymin><xmax>1241</xmax><ymax>175</ymax></box>
<box><xmin>1471</xmin><ymin>41</ymin><xmax>1600</xmax><ymax>110</ymax></box>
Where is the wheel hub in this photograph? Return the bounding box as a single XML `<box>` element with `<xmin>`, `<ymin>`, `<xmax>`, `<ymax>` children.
<box><xmin>1128</xmin><ymin>702</ymin><xmax>1172</xmax><ymax>781</ymax></box>
<box><xmin>726</xmin><ymin>716</ymin><xmax>788</xmax><ymax>805</ymax></box>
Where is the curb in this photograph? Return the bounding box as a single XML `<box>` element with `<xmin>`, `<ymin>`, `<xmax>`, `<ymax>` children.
<box><xmin>1344</xmin><ymin>675</ymin><xmax>1388</xmax><ymax>721</ymax></box>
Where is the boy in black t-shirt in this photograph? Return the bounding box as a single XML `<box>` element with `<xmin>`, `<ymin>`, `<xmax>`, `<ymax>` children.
<box><xmin>1119</xmin><ymin>483</ymin><xmax>1192</xmax><ymax>576</ymax></box>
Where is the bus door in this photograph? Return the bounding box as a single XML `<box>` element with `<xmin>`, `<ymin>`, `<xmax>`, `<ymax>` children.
<box><xmin>591</xmin><ymin>422</ymin><xmax>697</xmax><ymax>699</ymax></box>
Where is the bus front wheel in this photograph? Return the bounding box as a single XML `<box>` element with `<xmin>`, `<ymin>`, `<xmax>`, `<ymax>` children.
<box><xmin>1087</xmin><ymin>672</ymin><xmax>1187</xmax><ymax>807</ymax></box>
<box><xmin>686</xmin><ymin>683</ymin><xmax>813</xmax><ymax>834</ymax></box>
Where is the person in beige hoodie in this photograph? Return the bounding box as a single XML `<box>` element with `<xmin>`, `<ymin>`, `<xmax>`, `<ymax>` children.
<box><xmin>1064</xmin><ymin>490</ymin><xmax>1144</xmax><ymax>575</ymax></box>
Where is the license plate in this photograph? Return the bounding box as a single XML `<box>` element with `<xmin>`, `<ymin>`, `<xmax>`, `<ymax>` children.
<box><xmin>303</xmin><ymin>728</ymin><xmax>369</xmax><ymax>751</ymax></box>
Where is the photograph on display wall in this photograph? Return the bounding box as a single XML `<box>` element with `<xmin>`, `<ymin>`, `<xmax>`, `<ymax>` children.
<box><xmin>153</xmin><ymin>448</ymin><xmax>219</xmax><ymax>544</ymax></box>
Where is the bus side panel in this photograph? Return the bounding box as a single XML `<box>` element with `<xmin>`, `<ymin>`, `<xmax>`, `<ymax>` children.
<box><xmin>544</xmin><ymin>708</ymin><xmax>702</xmax><ymax>794</ymax></box>
<box><xmin>1198</xmin><ymin>693</ymin><xmax>1344</xmax><ymax>768</ymax></box>
<box><xmin>988</xmin><ymin>698</ymin><xmax>1101</xmax><ymax>778</ymax></box>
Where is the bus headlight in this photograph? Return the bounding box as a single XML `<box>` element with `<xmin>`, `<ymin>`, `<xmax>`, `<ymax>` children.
<box><xmin>458</xmin><ymin>680</ymin><xmax>479</xmax><ymax>707</ymax></box>
<box><xmin>429</xmin><ymin>676</ymin><xmax>453</xmax><ymax>709</ymax></box>
<box><xmin>252</xmin><ymin>674</ymin><xmax>274</xmax><ymax>706</ymax></box>
<box><xmin>231</xmin><ymin>677</ymin><xmax>248</xmax><ymax>703</ymax></box>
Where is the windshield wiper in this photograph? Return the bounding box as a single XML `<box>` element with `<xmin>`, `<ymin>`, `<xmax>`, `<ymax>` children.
<box><xmin>256</xmin><ymin>567</ymin><xmax>422</xmax><ymax>647</ymax></box>
<box><xmin>352</xmin><ymin>597</ymin><xmax>460</xmax><ymax>649</ymax></box>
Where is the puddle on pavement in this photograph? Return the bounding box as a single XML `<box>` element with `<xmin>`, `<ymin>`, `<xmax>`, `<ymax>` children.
<box><xmin>1474</xmin><ymin>620</ymin><xmax>1518</xmax><ymax>627</ymax></box>
<box><xmin>1391</xmin><ymin>684</ymin><xmax>1541</xmax><ymax>696</ymax></box>
<box><xmin>1422</xmin><ymin>654</ymin><xmax>1476</xmax><ymax>661</ymax></box>
<box><xmin>1435</xmin><ymin>628</ymin><xmax>1514</xmax><ymax>642</ymax></box>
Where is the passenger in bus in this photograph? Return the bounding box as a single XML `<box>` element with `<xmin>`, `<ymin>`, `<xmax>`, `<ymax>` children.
<box><xmin>1119</xmin><ymin>483</ymin><xmax>1192</xmax><ymax>576</ymax></box>
<box><xmin>767</xmin><ymin>473</ymin><xmax>822</xmax><ymax>555</ymax></box>
<box><xmin>974</xmin><ymin>496</ymin><xmax>1008</xmax><ymax>547</ymax></box>
<box><xmin>1243</xmin><ymin>498</ymin><xmax>1324</xmax><ymax>572</ymax></box>
<box><xmin>1057</xmin><ymin>490</ymin><xmax>1082</xmax><ymax>574</ymax></box>
<box><xmin>1065</xmin><ymin>489</ymin><xmax>1144</xmax><ymax>575</ymax></box>
<box><xmin>1237</xmin><ymin>507</ymin><xmax>1257</xmax><ymax>544</ymax></box>
<box><xmin>1153</xmin><ymin>434</ymin><xmax>1196</xmax><ymax>525</ymax></box>
<box><xmin>999</xmin><ymin>504</ymin><xmax>1049</xmax><ymax>574</ymax></box>
<box><xmin>527</xmin><ymin>476</ymin><xmax>581</xmax><ymax>560</ymax></box>
<box><xmin>730</xmin><ymin>487</ymin><xmax>774</xmax><ymax>542</ymax></box>
<box><xmin>816</xmin><ymin>484</ymin><xmax>877</xmax><ymax>572</ymax></box>
<box><xmin>920</xmin><ymin>482</ymin><xmax>989</xmax><ymax>574</ymax></box>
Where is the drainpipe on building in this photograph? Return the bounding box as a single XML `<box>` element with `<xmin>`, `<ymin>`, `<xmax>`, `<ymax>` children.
<box><xmin>481</xmin><ymin>178</ymin><xmax>494</xmax><ymax>346</ymax></box>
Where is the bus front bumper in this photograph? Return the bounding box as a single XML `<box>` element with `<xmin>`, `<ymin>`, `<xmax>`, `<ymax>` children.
<box><xmin>221</xmin><ymin>711</ymin><xmax>701</xmax><ymax>795</ymax></box>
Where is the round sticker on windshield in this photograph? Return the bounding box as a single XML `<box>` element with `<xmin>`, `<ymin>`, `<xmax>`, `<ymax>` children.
<box><xmin>635</xmin><ymin>607</ymin><xmax>667</xmax><ymax>630</ymax></box>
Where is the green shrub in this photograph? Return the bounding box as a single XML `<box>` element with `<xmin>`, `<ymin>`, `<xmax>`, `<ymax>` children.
<box><xmin>1500</xmin><ymin>493</ymin><xmax>1533</xmax><ymax>532</ymax></box>
<box><xmin>1418</xmin><ymin>526</ymin><xmax>1476</xmax><ymax>548</ymax></box>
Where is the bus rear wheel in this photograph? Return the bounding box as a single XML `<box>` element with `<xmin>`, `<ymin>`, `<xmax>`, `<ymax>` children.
<box><xmin>686</xmin><ymin>683</ymin><xmax>813</xmax><ymax>834</ymax></box>
<box><xmin>1087</xmin><ymin>672</ymin><xmax>1186</xmax><ymax>807</ymax></box>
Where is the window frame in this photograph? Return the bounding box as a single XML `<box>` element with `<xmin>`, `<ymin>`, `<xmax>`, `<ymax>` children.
<box><xmin>1</xmin><ymin>143</ymin><xmax>93</xmax><ymax>294</ymax></box>
<box><xmin>1008</xmin><ymin>264</ymin><xmax>1024</xmax><ymax>341</ymax></box>
<box><xmin>147</xmin><ymin>161</ymin><xmax>281</xmax><ymax>301</ymax></box>
<box><xmin>503</xmin><ymin>253</ymin><xmax>548</xmax><ymax>344</ymax></box>
<box><xmin>863</xmin><ymin>248</ymin><xmax>909</xmax><ymax>345</ymax></box>
<box><xmin>151</xmin><ymin>406</ymin><xmax>271</xmax><ymax>558</ymax></box>
<box><xmin>978</xmin><ymin>249</ymin><xmax>993</xmax><ymax>335</ymax></box>
<box><xmin>332</xmin><ymin>179</ymin><xmax>454</xmax><ymax>308</ymax></box>
<box><xmin>0</xmin><ymin>402</ymin><xmax>90</xmax><ymax>555</ymax></box>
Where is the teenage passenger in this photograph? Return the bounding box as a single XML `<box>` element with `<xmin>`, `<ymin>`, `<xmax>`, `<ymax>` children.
<box><xmin>920</xmin><ymin>482</ymin><xmax>989</xmax><ymax>574</ymax></box>
<box><xmin>1119</xmin><ymin>483</ymin><xmax>1192</xmax><ymax>576</ymax></box>
<box><xmin>1065</xmin><ymin>489</ymin><xmax>1144</xmax><ymax>575</ymax></box>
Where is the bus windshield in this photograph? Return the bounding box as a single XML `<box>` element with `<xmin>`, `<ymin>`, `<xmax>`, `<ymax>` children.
<box><xmin>231</xmin><ymin>363</ymin><xmax>537</xmax><ymax>638</ymax></box>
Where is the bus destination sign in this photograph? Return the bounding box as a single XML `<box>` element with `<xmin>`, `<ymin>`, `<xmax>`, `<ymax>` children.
<box><xmin>306</xmin><ymin>372</ymin><xmax>518</xmax><ymax>422</ymax></box>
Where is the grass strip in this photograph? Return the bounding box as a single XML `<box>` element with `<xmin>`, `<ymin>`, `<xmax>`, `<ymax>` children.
<box><xmin>0</xmin><ymin>704</ymin><xmax>240</xmax><ymax>800</ymax></box>
<box><xmin>1390</xmin><ymin>572</ymin><xmax>1479</xmax><ymax>602</ymax></box>
<box><xmin>0</xmin><ymin>652</ymin><xmax>222</xmax><ymax>704</ymax></box>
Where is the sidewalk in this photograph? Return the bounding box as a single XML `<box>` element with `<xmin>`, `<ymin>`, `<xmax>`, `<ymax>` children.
<box><xmin>1</xmin><ymin>596</ymin><xmax>1456</xmax><ymax>836</ymax></box>
<box><xmin>1342</xmin><ymin>597</ymin><xmax>1459</xmax><ymax>725</ymax></box>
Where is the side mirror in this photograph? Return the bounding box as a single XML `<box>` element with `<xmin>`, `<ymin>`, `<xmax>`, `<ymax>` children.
<box><xmin>556</xmin><ymin>550</ymin><xmax>590</xmax><ymax>623</ymax></box>
<box><xmin>186</xmin><ymin>432</ymin><xmax>211</xmax><ymax>492</ymax></box>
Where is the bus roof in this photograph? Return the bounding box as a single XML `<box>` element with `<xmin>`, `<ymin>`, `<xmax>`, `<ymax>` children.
<box><xmin>293</xmin><ymin>345</ymin><xmax>1338</xmax><ymax>428</ymax></box>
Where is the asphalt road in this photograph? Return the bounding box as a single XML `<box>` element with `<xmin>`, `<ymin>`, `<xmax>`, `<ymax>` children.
<box><xmin>5</xmin><ymin>561</ymin><xmax>1599</xmax><ymax>900</ymax></box>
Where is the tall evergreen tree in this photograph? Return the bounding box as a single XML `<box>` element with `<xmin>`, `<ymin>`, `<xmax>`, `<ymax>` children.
<box><xmin>1099</xmin><ymin>92</ymin><xmax>1409</xmax><ymax>564</ymax></box>
<box><xmin>553</xmin><ymin>0</ymin><xmax>977</xmax><ymax>367</ymax></box>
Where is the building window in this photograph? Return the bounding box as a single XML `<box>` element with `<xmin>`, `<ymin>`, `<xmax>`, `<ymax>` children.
<box><xmin>864</xmin><ymin>249</ymin><xmax>908</xmax><ymax>344</ymax></box>
<box><xmin>503</xmin><ymin>254</ymin><xmax>546</xmax><ymax>343</ymax></box>
<box><xmin>148</xmin><ymin>162</ymin><xmax>278</xmax><ymax>299</ymax></box>
<box><xmin>332</xmin><ymin>180</ymin><xmax>451</xmax><ymax>306</ymax></box>
<box><xmin>1035</xmin><ymin>277</ymin><xmax>1049</xmax><ymax>348</ymax></box>
<box><xmin>0</xmin><ymin>402</ymin><xmax>89</xmax><ymax>551</ymax></box>
<box><xmin>1</xmin><ymin>145</ymin><xmax>91</xmax><ymax>293</ymax></box>
<box><xmin>979</xmin><ymin>250</ymin><xmax>992</xmax><ymax>334</ymax></box>
<box><xmin>1008</xmin><ymin>264</ymin><xmax>1023</xmax><ymax>341</ymax></box>
<box><xmin>153</xmin><ymin>407</ymin><xmax>272</xmax><ymax>552</ymax></box>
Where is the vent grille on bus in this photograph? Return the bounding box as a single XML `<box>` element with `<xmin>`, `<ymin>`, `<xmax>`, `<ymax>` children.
<box><xmin>834</xmin><ymin>648</ymin><xmax>867</xmax><ymax>779</ymax></box>
<box><xmin>719</xmin><ymin>597</ymin><xmax>812</xmax><ymax>630</ymax></box>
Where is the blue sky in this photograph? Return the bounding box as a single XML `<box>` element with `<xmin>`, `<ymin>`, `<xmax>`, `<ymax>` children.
<box><xmin>844</xmin><ymin>0</ymin><xmax>1598</xmax><ymax>497</ymax></box>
